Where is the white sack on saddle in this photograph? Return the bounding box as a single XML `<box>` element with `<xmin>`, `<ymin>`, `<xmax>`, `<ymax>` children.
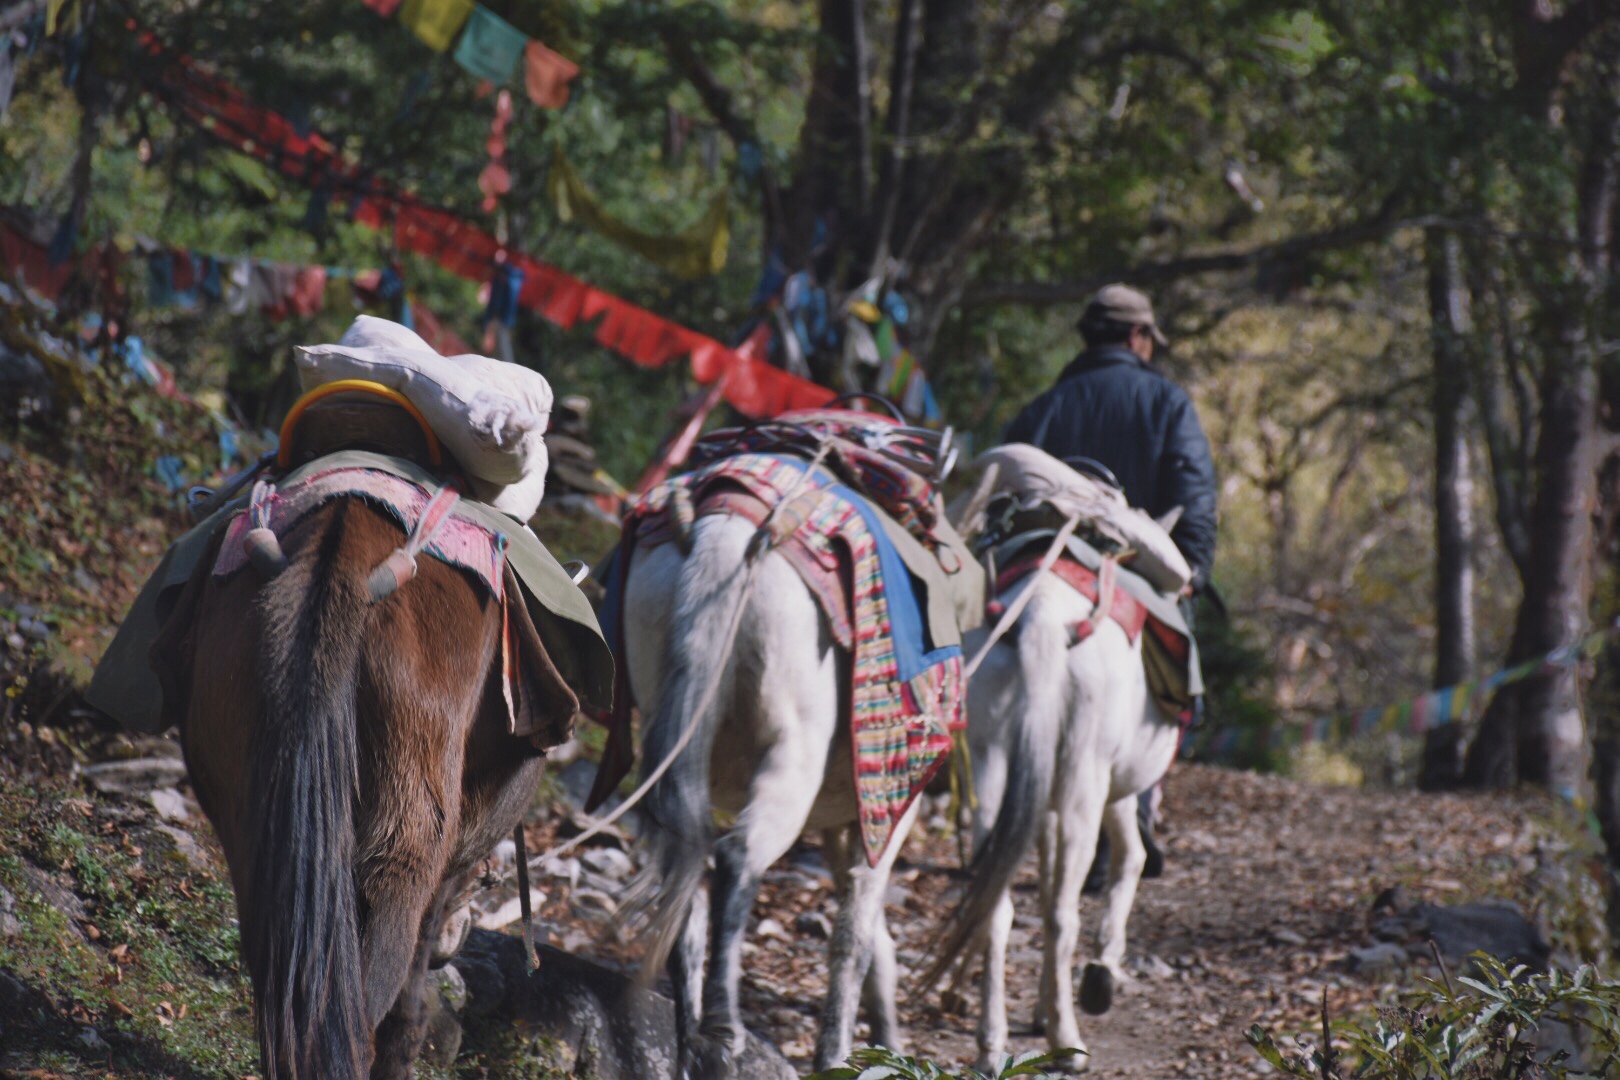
<box><xmin>960</xmin><ymin>443</ymin><xmax>1194</xmax><ymax>594</ymax></box>
<box><xmin>294</xmin><ymin>315</ymin><xmax>552</xmax><ymax>519</ymax></box>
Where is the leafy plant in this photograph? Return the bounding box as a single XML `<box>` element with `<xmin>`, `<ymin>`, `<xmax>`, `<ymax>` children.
<box><xmin>1247</xmin><ymin>954</ymin><xmax>1620</xmax><ymax>1078</ymax></box>
<box><xmin>806</xmin><ymin>1046</ymin><xmax>1081</xmax><ymax>1080</ymax></box>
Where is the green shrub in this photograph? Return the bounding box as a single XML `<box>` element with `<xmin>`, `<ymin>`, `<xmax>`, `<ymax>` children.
<box><xmin>1247</xmin><ymin>954</ymin><xmax>1620</xmax><ymax>1078</ymax></box>
<box><xmin>806</xmin><ymin>1046</ymin><xmax>1079</xmax><ymax>1079</ymax></box>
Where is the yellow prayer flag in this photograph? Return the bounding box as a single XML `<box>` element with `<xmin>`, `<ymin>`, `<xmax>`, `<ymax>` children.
<box><xmin>400</xmin><ymin>0</ymin><xmax>475</xmax><ymax>52</ymax></box>
<box><xmin>545</xmin><ymin>148</ymin><xmax>730</xmax><ymax>279</ymax></box>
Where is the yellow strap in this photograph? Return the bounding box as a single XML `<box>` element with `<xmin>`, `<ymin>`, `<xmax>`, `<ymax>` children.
<box><xmin>276</xmin><ymin>379</ymin><xmax>442</xmax><ymax>469</ymax></box>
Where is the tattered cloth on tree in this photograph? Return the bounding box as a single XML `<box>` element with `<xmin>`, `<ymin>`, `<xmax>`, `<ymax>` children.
<box><xmin>87</xmin><ymin>449</ymin><xmax>614</xmax><ymax>738</ymax></box>
<box><xmin>399</xmin><ymin>0</ymin><xmax>473</xmax><ymax>51</ymax></box>
<box><xmin>524</xmin><ymin>38</ymin><xmax>579</xmax><ymax>108</ymax></box>
<box><xmin>591</xmin><ymin>451</ymin><xmax>983</xmax><ymax>864</ymax></box>
<box><xmin>546</xmin><ymin>149</ymin><xmax>729</xmax><ymax>280</ymax></box>
<box><xmin>453</xmin><ymin>4</ymin><xmax>526</xmax><ymax>83</ymax></box>
<box><xmin>133</xmin><ymin>24</ymin><xmax>829</xmax><ymax>418</ymax></box>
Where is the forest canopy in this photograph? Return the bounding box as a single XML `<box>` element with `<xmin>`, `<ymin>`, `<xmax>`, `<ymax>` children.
<box><xmin>2</xmin><ymin>0</ymin><xmax>1619</xmax><ymax>817</ymax></box>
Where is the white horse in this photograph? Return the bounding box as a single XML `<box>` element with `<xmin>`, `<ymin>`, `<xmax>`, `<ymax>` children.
<box><xmin>924</xmin><ymin>567</ymin><xmax>1179</xmax><ymax>1072</ymax></box>
<box><xmin>623</xmin><ymin>512</ymin><xmax>920</xmax><ymax>1079</ymax></box>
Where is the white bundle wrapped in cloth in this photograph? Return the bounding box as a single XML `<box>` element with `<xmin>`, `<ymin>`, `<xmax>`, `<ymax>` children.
<box><xmin>294</xmin><ymin>316</ymin><xmax>553</xmax><ymax>520</ymax></box>
<box><xmin>954</xmin><ymin>443</ymin><xmax>1193</xmax><ymax>594</ymax></box>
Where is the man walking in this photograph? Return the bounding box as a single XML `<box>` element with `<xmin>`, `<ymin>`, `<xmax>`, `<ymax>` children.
<box><xmin>1003</xmin><ymin>283</ymin><xmax>1218</xmax><ymax>885</ymax></box>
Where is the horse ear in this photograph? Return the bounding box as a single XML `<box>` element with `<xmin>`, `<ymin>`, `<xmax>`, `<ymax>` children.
<box><xmin>1156</xmin><ymin>505</ymin><xmax>1184</xmax><ymax>532</ymax></box>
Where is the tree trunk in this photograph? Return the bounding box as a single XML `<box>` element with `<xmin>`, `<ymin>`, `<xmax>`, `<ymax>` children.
<box><xmin>1428</xmin><ymin>228</ymin><xmax>1477</xmax><ymax>689</ymax></box>
<box><xmin>1422</xmin><ymin>228</ymin><xmax>1476</xmax><ymax>789</ymax></box>
<box><xmin>1463</xmin><ymin>26</ymin><xmax>1618</xmax><ymax>792</ymax></box>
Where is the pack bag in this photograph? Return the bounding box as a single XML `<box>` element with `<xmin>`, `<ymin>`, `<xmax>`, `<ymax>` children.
<box><xmin>294</xmin><ymin>315</ymin><xmax>552</xmax><ymax>520</ymax></box>
<box><xmin>954</xmin><ymin>443</ymin><xmax>1193</xmax><ymax>595</ymax></box>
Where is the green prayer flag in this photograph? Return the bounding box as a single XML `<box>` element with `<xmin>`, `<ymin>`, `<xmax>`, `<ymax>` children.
<box><xmin>453</xmin><ymin>5</ymin><xmax>527</xmax><ymax>84</ymax></box>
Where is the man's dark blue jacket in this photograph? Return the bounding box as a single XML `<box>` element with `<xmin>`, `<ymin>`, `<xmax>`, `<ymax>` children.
<box><xmin>1004</xmin><ymin>344</ymin><xmax>1218</xmax><ymax>589</ymax></box>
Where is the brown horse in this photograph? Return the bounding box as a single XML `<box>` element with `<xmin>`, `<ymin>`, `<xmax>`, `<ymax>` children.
<box><xmin>152</xmin><ymin>496</ymin><xmax>564</xmax><ymax>1078</ymax></box>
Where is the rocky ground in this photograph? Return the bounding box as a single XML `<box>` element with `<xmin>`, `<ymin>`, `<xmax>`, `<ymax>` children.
<box><xmin>495</xmin><ymin>751</ymin><xmax>1596</xmax><ymax>1079</ymax></box>
<box><xmin>0</xmin><ymin>704</ymin><xmax>1604</xmax><ymax>1078</ymax></box>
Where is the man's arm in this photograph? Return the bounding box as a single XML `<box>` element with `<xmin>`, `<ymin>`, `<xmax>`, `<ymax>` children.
<box><xmin>1159</xmin><ymin>396</ymin><xmax>1218</xmax><ymax>590</ymax></box>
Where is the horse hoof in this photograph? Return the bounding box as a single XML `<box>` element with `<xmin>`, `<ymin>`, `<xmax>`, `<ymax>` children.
<box><xmin>1079</xmin><ymin>962</ymin><xmax>1114</xmax><ymax>1015</ymax></box>
<box><xmin>685</xmin><ymin>1031</ymin><xmax>734</xmax><ymax>1080</ymax></box>
<box><xmin>1043</xmin><ymin>1045</ymin><xmax>1090</xmax><ymax>1074</ymax></box>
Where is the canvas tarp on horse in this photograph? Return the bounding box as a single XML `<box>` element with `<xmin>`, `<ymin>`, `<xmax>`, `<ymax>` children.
<box><xmin>88</xmin><ymin>448</ymin><xmax>613</xmax><ymax>737</ymax></box>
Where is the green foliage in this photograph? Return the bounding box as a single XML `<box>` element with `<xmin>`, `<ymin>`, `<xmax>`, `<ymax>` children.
<box><xmin>1185</xmin><ymin>595</ymin><xmax>1284</xmax><ymax>771</ymax></box>
<box><xmin>806</xmin><ymin>1046</ymin><xmax>1081</xmax><ymax>1080</ymax></box>
<box><xmin>1247</xmin><ymin>955</ymin><xmax>1620</xmax><ymax>1078</ymax></box>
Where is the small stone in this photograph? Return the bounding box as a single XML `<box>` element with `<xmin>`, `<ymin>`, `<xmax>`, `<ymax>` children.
<box><xmin>885</xmin><ymin>882</ymin><xmax>912</xmax><ymax>908</ymax></box>
<box><xmin>432</xmin><ymin>962</ymin><xmax>468</xmax><ymax>1014</ymax></box>
<box><xmin>4</xmin><ymin>633</ymin><xmax>23</xmax><ymax>652</ymax></box>
<box><xmin>580</xmin><ymin>846</ymin><xmax>634</xmax><ymax>882</ymax></box>
<box><xmin>79</xmin><ymin>1026</ymin><xmax>109</xmax><ymax>1050</ymax></box>
<box><xmin>149</xmin><ymin>787</ymin><xmax>192</xmax><ymax>822</ymax></box>
<box><xmin>1270</xmin><ymin>928</ymin><xmax>1307</xmax><ymax>947</ymax></box>
<box><xmin>1346</xmin><ymin>943</ymin><xmax>1408</xmax><ymax>973</ymax></box>
<box><xmin>153</xmin><ymin>823</ymin><xmax>212</xmax><ymax>872</ymax></box>
<box><xmin>756</xmin><ymin>917</ymin><xmax>788</xmax><ymax>940</ymax></box>
<box><xmin>1127</xmin><ymin>953</ymin><xmax>1175</xmax><ymax>979</ymax></box>
<box><xmin>0</xmin><ymin>885</ymin><xmax>19</xmax><ymax>939</ymax></box>
<box><xmin>82</xmin><ymin>757</ymin><xmax>189</xmax><ymax>795</ymax></box>
<box><xmin>474</xmin><ymin>889</ymin><xmax>547</xmax><ymax>931</ymax></box>
<box><xmin>795</xmin><ymin>911</ymin><xmax>833</xmax><ymax>940</ymax></box>
<box><xmin>431</xmin><ymin>903</ymin><xmax>473</xmax><ymax>966</ymax></box>
<box><xmin>571</xmin><ymin>888</ymin><xmax>618</xmax><ymax>917</ymax></box>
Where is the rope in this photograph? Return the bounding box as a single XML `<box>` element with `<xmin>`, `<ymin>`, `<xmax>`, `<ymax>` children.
<box><xmin>531</xmin><ymin>440</ymin><xmax>836</xmax><ymax>868</ymax></box>
<box><xmin>961</xmin><ymin>509</ymin><xmax>1084</xmax><ymax>681</ymax></box>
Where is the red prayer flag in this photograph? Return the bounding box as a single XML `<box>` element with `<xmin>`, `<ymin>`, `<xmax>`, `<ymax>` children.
<box><xmin>362</xmin><ymin>0</ymin><xmax>403</xmax><ymax>14</ymax></box>
<box><xmin>524</xmin><ymin>39</ymin><xmax>579</xmax><ymax>109</ymax></box>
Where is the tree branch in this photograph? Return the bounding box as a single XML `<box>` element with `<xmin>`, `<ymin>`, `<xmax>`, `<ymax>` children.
<box><xmin>964</xmin><ymin>197</ymin><xmax>1413</xmax><ymax>305</ymax></box>
<box><xmin>660</xmin><ymin>24</ymin><xmax>784</xmax><ymax>241</ymax></box>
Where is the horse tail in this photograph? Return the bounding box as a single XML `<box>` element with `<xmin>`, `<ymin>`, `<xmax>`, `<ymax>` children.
<box><xmin>920</xmin><ymin>593</ymin><xmax>1068</xmax><ymax>991</ymax></box>
<box><xmin>244</xmin><ymin>500</ymin><xmax>370</xmax><ymax>1079</ymax></box>
<box><xmin>630</xmin><ymin>519</ymin><xmax>749</xmax><ymax>977</ymax></box>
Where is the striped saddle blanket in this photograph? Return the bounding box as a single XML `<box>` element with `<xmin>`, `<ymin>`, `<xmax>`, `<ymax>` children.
<box><xmin>598</xmin><ymin>452</ymin><xmax>963</xmax><ymax>864</ymax></box>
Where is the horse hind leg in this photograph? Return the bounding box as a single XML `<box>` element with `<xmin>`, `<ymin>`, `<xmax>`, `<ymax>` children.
<box><xmin>356</xmin><ymin>562</ymin><xmax>495</xmax><ymax>1076</ymax></box>
<box><xmin>974</xmin><ymin>886</ymin><xmax>1016</xmax><ymax>1074</ymax></box>
<box><xmin>1042</xmin><ymin>786</ymin><xmax>1107</xmax><ymax>1073</ymax></box>
<box><xmin>814</xmin><ymin>796</ymin><xmax>921</xmax><ymax>1071</ymax></box>
<box><xmin>1081</xmin><ymin>793</ymin><xmax>1147</xmax><ymax>1018</ymax></box>
<box><xmin>669</xmin><ymin>887</ymin><xmax>708</xmax><ymax>1077</ymax></box>
<box><xmin>694</xmin><ymin>754</ymin><xmax>822</xmax><ymax>1079</ymax></box>
<box><xmin>823</xmin><ymin>820</ymin><xmax>906</xmax><ymax>1057</ymax></box>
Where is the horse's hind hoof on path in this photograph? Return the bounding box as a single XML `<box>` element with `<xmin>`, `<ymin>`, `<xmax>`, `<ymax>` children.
<box><xmin>1079</xmin><ymin>962</ymin><xmax>1114</xmax><ymax>1015</ymax></box>
<box><xmin>681</xmin><ymin>1030</ymin><xmax>735</xmax><ymax>1080</ymax></box>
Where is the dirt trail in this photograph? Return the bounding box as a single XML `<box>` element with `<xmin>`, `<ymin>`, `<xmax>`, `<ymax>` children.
<box><xmin>533</xmin><ymin>761</ymin><xmax>1557</xmax><ymax>1078</ymax></box>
